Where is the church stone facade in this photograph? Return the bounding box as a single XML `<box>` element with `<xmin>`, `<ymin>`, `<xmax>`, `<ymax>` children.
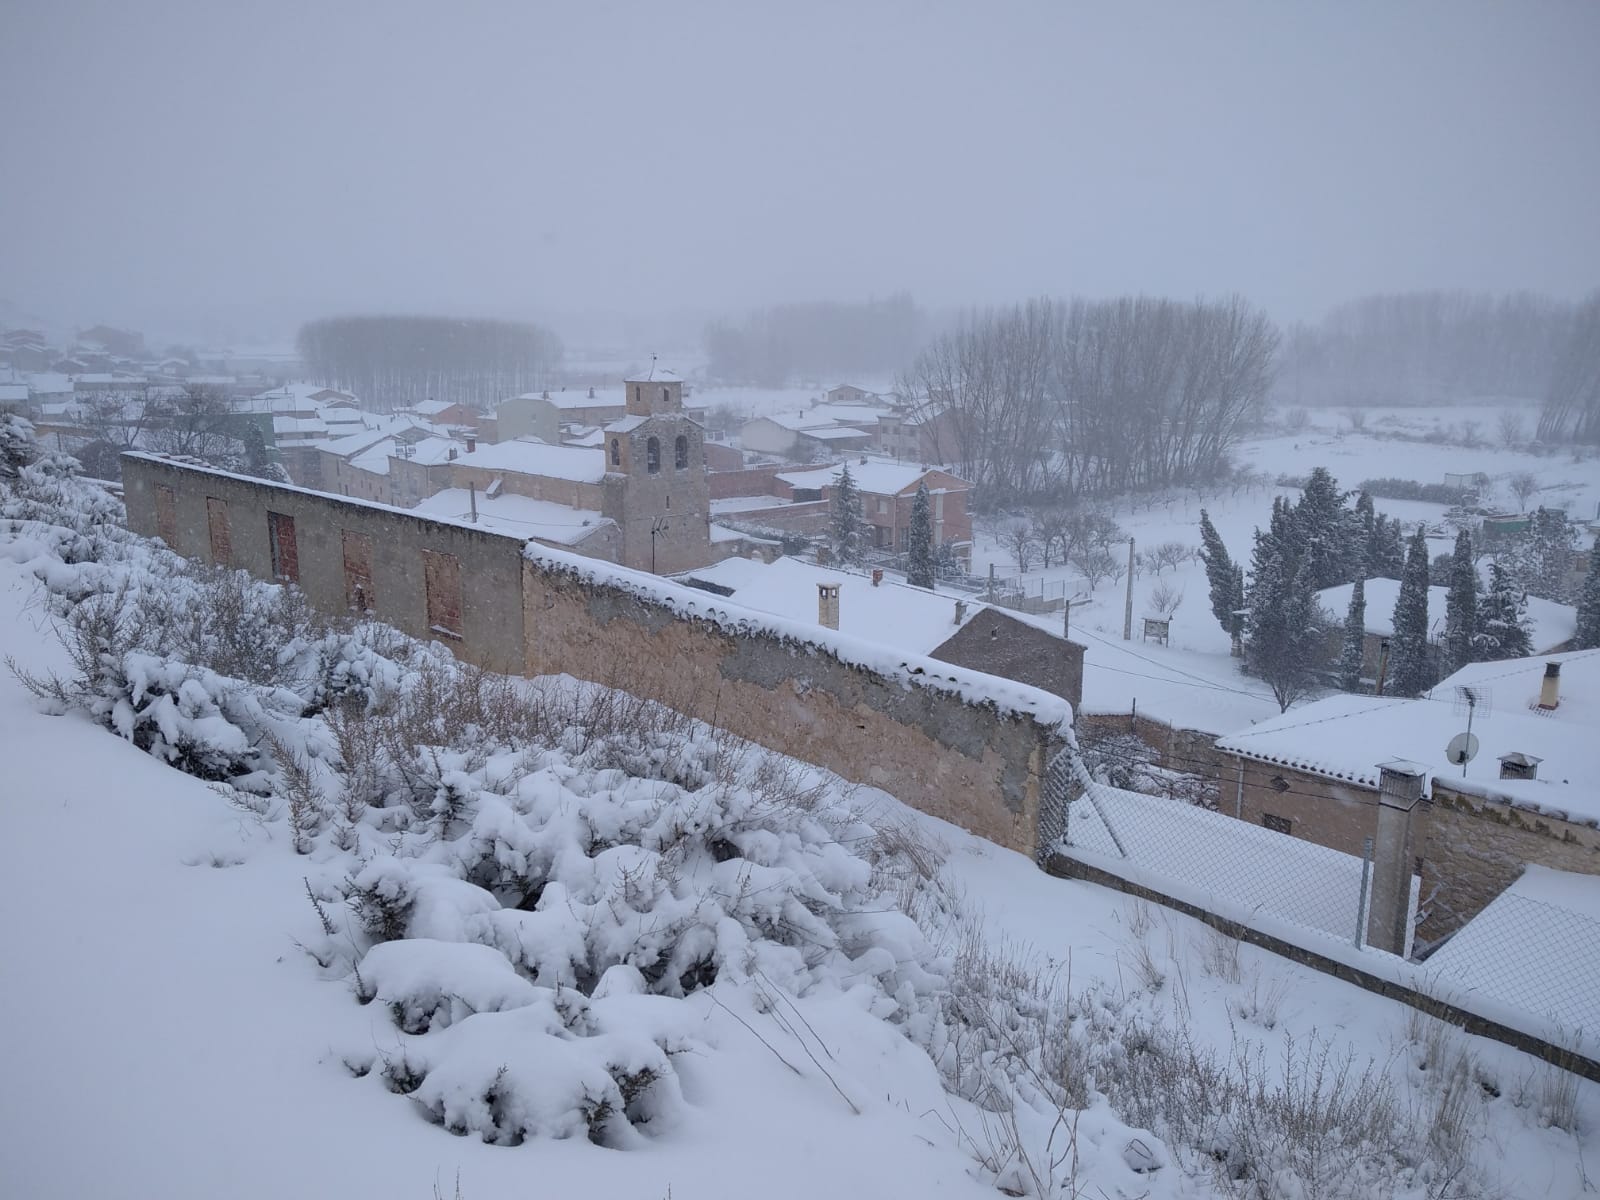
<box><xmin>601</xmin><ymin>372</ymin><xmax>711</xmax><ymax>574</ymax></box>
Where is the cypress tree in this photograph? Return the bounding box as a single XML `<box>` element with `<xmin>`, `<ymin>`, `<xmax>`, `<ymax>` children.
<box><xmin>829</xmin><ymin>465</ymin><xmax>866</xmax><ymax>566</ymax></box>
<box><xmin>1369</xmin><ymin>513</ymin><xmax>1406</xmax><ymax>580</ymax></box>
<box><xmin>1576</xmin><ymin>545</ymin><xmax>1600</xmax><ymax>650</ymax></box>
<box><xmin>1339</xmin><ymin>575</ymin><xmax>1367</xmax><ymax>692</ymax></box>
<box><xmin>1441</xmin><ymin>527</ymin><xmax>1478</xmax><ymax>676</ymax></box>
<box><xmin>1388</xmin><ymin>526</ymin><xmax>1435</xmax><ymax>696</ymax></box>
<box><xmin>906</xmin><ymin>482</ymin><xmax>935</xmax><ymax>588</ymax></box>
<box><xmin>1246</xmin><ymin>526</ymin><xmax>1324</xmax><ymax>711</ymax></box>
<box><xmin>1476</xmin><ymin>562</ymin><xmax>1534</xmax><ymax>661</ymax></box>
<box><xmin>1199</xmin><ymin>508</ymin><xmax>1243</xmax><ymax>638</ymax></box>
<box><xmin>1294</xmin><ymin>466</ymin><xmax>1351</xmax><ymax>588</ymax></box>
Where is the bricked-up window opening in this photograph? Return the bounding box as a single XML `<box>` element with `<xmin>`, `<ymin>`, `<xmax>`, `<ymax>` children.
<box><xmin>155</xmin><ymin>484</ymin><xmax>177</xmax><ymax>546</ymax></box>
<box><xmin>661</xmin><ymin>386</ymin><xmax>670</xmax><ymax>408</ymax></box>
<box><xmin>610</xmin><ymin>438</ymin><xmax>620</xmax><ymax>466</ymax></box>
<box><xmin>268</xmin><ymin>511</ymin><xmax>299</xmax><ymax>583</ymax></box>
<box><xmin>341</xmin><ymin>529</ymin><xmax>374</xmax><ymax>612</ymax></box>
<box><xmin>634</xmin><ymin>386</ymin><xmax>640</xmax><ymax>405</ymax></box>
<box><xmin>1262</xmin><ymin>813</ymin><xmax>1292</xmax><ymax>835</ymax></box>
<box><xmin>646</xmin><ymin>437</ymin><xmax>660</xmax><ymax>474</ymax></box>
<box><xmin>422</xmin><ymin>549</ymin><xmax>463</xmax><ymax>640</ymax></box>
<box><xmin>205</xmin><ymin>496</ymin><xmax>231</xmax><ymax>565</ymax></box>
<box><xmin>674</xmin><ymin>434</ymin><xmax>688</xmax><ymax>469</ymax></box>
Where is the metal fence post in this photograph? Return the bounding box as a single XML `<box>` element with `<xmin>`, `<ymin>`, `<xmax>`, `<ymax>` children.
<box><xmin>1355</xmin><ymin>836</ymin><xmax>1374</xmax><ymax>949</ymax></box>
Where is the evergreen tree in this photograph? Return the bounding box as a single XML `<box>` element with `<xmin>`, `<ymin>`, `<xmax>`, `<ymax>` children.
<box><xmin>1198</xmin><ymin>508</ymin><xmax>1244</xmax><ymax>638</ymax></box>
<box><xmin>1339</xmin><ymin>575</ymin><xmax>1367</xmax><ymax>692</ymax></box>
<box><xmin>1368</xmin><ymin>513</ymin><xmax>1406</xmax><ymax>579</ymax></box>
<box><xmin>1441</xmin><ymin>527</ymin><xmax>1478</xmax><ymax>676</ymax></box>
<box><xmin>829</xmin><ymin>465</ymin><xmax>866</xmax><ymax>566</ymax></box>
<box><xmin>1475</xmin><ymin>561</ymin><xmax>1534</xmax><ymax>661</ymax></box>
<box><xmin>1388</xmin><ymin>527</ymin><xmax>1435</xmax><ymax>696</ymax></box>
<box><xmin>906</xmin><ymin>482</ymin><xmax>935</xmax><ymax>588</ymax></box>
<box><xmin>1294</xmin><ymin>466</ymin><xmax>1352</xmax><ymax>588</ymax></box>
<box><xmin>1521</xmin><ymin>507</ymin><xmax>1577</xmax><ymax>602</ymax></box>
<box><xmin>1576</xmin><ymin>545</ymin><xmax>1600</xmax><ymax>650</ymax></box>
<box><xmin>1246</xmin><ymin>533</ymin><xmax>1324</xmax><ymax>712</ymax></box>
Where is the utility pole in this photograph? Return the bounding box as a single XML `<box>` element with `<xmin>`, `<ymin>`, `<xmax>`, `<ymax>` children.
<box><xmin>1375</xmin><ymin>639</ymin><xmax>1391</xmax><ymax>697</ymax></box>
<box><xmin>1122</xmin><ymin>537</ymin><xmax>1136</xmax><ymax>640</ymax></box>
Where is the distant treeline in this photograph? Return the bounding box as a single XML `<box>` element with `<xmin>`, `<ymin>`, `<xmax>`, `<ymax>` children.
<box><xmin>1537</xmin><ymin>293</ymin><xmax>1600</xmax><ymax>444</ymax></box>
<box><xmin>297</xmin><ymin>316</ymin><xmax>562</xmax><ymax>412</ymax></box>
<box><xmin>703</xmin><ymin>294</ymin><xmax>922</xmax><ymax>387</ymax></box>
<box><xmin>1276</xmin><ymin>290</ymin><xmax>1573</xmax><ymax>407</ymax></box>
<box><xmin>899</xmin><ymin>295</ymin><xmax>1278</xmax><ymax>503</ymax></box>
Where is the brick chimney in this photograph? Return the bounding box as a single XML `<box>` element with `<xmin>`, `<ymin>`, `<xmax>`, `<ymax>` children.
<box><xmin>1538</xmin><ymin>661</ymin><xmax>1561</xmax><ymax>710</ymax></box>
<box><xmin>588</xmin><ymin>386</ymin><xmax>595</xmax><ymax>399</ymax></box>
<box><xmin>954</xmin><ymin>599</ymin><xmax>968</xmax><ymax>625</ymax></box>
<box><xmin>465</xmin><ymin>434</ymin><xmax>476</xmax><ymax>453</ymax></box>
<box><xmin>817</xmin><ymin>582</ymin><xmax>840</xmax><ymax>630</ymax></box>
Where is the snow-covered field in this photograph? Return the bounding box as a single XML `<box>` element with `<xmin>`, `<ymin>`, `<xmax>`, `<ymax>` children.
<box><xmin>970</xmin><ymin>403</ymin><xmax>1600</xmax><ymax>734</ymax></box>
<box><xmin>2</xmin><ymin>426</ymin><xmax>1596</xmax><ymax>1199</ymax></box>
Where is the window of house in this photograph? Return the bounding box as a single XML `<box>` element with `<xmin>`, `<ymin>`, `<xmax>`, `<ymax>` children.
<box><xmin>878</xmin><ymin>498</ymin><xmax>889</xmax><ymax>514</ymax></box>
<box><xmin>1262</xmin><ymin>813</ymin><xmax>1292</xmax><ymax>835</ymax></box>
<box><xmin>674</xmin><ymin>434</ymin><xmax>688</xmax><ymax>469</ymax></box>
<box><xmin>422</xmin><ymin>548</ymin><xmax>462</xmax><ymax>639</ymax></box>
<box><xmin>205</xmin><ymin>497</ymin><xmax>231</xmax><ymax>565</ymax></box>
<box><xmin>646</xmin><ymin>437</ymin><xmax>660</xmax><ymax>474</ymax></box>
<box><xmin>610</xmin><ymin>438</ymin><xmax>620</xmax><ymax>466</ymax></box>
<box><xmin>268</xmin><ymin>511</ymin><xmax>299</xmax><ymax>583</ymax></box>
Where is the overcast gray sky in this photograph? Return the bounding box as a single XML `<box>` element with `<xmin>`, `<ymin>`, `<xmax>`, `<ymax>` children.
<box><xmin>2</xmin><ymin>0</ymin><xmax>1597</xmax><ymax>347</ymax></box>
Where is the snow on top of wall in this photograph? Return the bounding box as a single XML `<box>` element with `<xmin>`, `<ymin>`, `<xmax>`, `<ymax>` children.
<box><xmin>527</xmin><ymin>542</ymin><xmax>1074</xmax><ymax>731</ymax></box>
<box><xmin>1315</xmin><ymin>578</ymin><xmax>1576</xmax><ymax>651</ymax></box>
<box><xmin>1217</xmin><ymin>660</ymin><xmax>1600</xmax><ymax>825</ymax></box>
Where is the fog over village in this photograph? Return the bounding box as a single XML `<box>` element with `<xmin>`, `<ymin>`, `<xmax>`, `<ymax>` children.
<box><xmin>3</xmin><ymin>4</ymin><xmax>1600</xmax><ymax>1199</ymax></box>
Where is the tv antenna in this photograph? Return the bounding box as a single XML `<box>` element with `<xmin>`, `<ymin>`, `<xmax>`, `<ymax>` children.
<box><xmin>1446</xmin><ymin>686</ymin><xmax>1486</xmax><ymax>777</ymax></box>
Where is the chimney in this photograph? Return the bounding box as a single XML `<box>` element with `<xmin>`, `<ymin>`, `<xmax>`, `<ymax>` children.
<box><xmin>1538</xmin><ymin>661</ymin><xmax>1561</xmax><ymax>710</ymax></box>
<box><xmin>1499</xmin><ymin>752</ymin><xmax>1541</xmax><ymax>780</ymax></box>
<box><xmin>447</xmin><ymin>447</ymin><xmax>457</xmax><ymax>461</ymax></box>
<box><xmin>817</xmin><ymin>582</ymin><xmax>840</xmax><ymax>630</ymax></box>
<box><xmin>465</xmin><ymin>434</ymin><xmax>476</xmax><ymax>453</ymax></box>
<box><xmin>588</xmin><ymin>386</ymin><xmax>595</xmax><ymax>399</ymax></box>
<box><xmin>871</xmin><ymin>569</ymin><xmax>883</xmax><ymax>587</ymax></box>
<box><xmin>954</xmin><ymin>599</ymin><xmax>968</xmax><ymax>625</ymax></box>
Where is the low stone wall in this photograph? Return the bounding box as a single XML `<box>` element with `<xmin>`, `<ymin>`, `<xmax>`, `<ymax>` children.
<box><xmin>521</xmin><ymin>548</ymin><xmax>1070</xmax><ymax>860</ymax></box>
<box><xmin>120</xmin><ymin>453</ymin><xmax>1071</xmax><ymax>861</ymax></box>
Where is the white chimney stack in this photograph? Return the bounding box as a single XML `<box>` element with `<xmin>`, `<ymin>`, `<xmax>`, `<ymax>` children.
<box><xmin>817</xmin><ymin>582</ymin><xmax>840</xmax><ymax>630</ymax></box>
<box><xmin>1538</xmin><ymin>661</ymin><xmax>1561</xmax><ymax>710</ymax></box>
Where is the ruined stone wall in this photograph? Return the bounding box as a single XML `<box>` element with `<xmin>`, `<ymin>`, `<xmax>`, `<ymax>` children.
<box><xmin>521</xmin><ymin>555</ymin><xmax>1068</xmax><ymax>859</ymax></box>
<box><xmin>120</xmin><ymin>454</ymin><xmax>1069</xmax><ymax>861</ymax></box>
<box><xmin>122</xmin><ymin>454</ymin><xmax>528</xmax><ymax>673</ymax></box>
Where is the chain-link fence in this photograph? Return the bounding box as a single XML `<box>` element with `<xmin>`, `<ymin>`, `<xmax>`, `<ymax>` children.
<box><xmin>1061</xmin><ymin>771</ymin><xmax>1409</xmax><ymax>950</ymax></box>
<box><xmin>1424</xmin><ymin>890</ymin><xmax>1600</xmax><ymax>1044</ymax></box>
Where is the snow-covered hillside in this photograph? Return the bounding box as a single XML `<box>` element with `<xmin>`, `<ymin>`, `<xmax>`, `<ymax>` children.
<box><xmin>1</xmin><ymin>420</ymin><xmax>1594</xmax><ymax>1200</ymax></box>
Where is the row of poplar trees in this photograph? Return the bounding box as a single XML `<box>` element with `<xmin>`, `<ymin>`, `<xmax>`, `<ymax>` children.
<box><xmin>1198</xmin><ymin>467</ymin><xmax>1600</xmax><ymax>711</ymax></box>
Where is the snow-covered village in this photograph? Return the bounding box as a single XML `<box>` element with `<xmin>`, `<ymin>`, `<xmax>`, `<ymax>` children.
<box><xmin>3</xmin><ymin>6</ymin><xmax>1600</xmax><ymax>1200</ymax></box>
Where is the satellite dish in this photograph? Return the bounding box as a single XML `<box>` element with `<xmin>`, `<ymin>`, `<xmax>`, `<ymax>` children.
<box><xmin>1446</xmin><ymin>731</ymin><xmax>1479</xmax><ymax>766</ymax></box>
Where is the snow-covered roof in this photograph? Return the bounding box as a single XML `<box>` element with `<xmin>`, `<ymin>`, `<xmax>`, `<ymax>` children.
<box><xmin>411</xmin><ymin>489</ymin><xmax>609</xmax><ymax>545</ymax></box>
<box><xmin>250</xmin><ymin>383</ymin><xmax>357</xmax><ymax>409</ymax></box>
<box><xmin>408</xmin><ymin>399</ymin><xmax>458</xmax><ymax>417</ymax></box>
<box><xmin>25</xmin><ymin>373</ymin><xmax>73</xmax><ymax>395</ymax></box>
<box><xmin>799</xmin><ymin>426</ymin><xmax>873</xmax><ymax>442</ymax></box>
<box><xmin>777</xmin><ymin>461</ymin><xmax>970</xmax><ymax>497</ymax></box>
<box><xmin>603</xmin><ymin>414</ymin><xmax>650</xmax><ymax>434</ymax></box>
<box><xmin>512</xmin><ymin>389</ymin><xmax>626</xmax><ymax>410</ymax></box>
<box><xmin>73</xmin><ymin>373</ymin><xmax>145</xmax><ymax>386</ymax></box>
<box><xmin>756</xmin><ymin>404</ymin><xmax>894</xmax><ymax>433</ymax></box>
<box><xmin>0</xmin><ymin>384</ymin><xmax>28</xmax><ymax>403</ymax></box>
<box><xmin>450</xmin><ymin>438</ymin><xmax>606</xmax><ymax>483</ymax></box>
<box><xmin>272</xmin><ymin>415</ymin><xmax>327</xmax><ymax>437</ymax></box>
<box><xmin>623</xmin><ymin>366</ymin><xmax>681</xmax><ymax>385</ymax></box>
<box><xmin>679</xmin><ymin>556</ymin><xmax>999</xmax><ymax>657</ymax></box>
<box><xmin>1217</xmin><ymin>649</ymin><xmax>1600</xmax><ymax>824</ymax></box>
<box><xmin>1316</xmin><ymin>579</ymin><xmax>1576</xmax><ymax>652</ymax></box>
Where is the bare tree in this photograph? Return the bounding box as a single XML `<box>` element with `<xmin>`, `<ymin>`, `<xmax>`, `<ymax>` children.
<box><xmin>1149</xmin><ymin>579</ymin><xmax>1185</xmax><ymax>617</ymax></box>
<box><xmin>1001</xmin><ymin>521</ymin><xmax>1035</xmax><ymax>573</ymax></box>
<box><xmin>1497</xmin><ymin>411</ymin><xmax>1525</xmax><ymax>447</ymax></box>
<box><xmin>1508</xmin><ymin>471</ymin><xmax>1539</xmax><ymax>512</ymax></box>
<box><xmin>1146</xmin><ymin>540</ymin><xmax>1191</xmax><ymax>575</ymax></box>
<box><xmin>146</xmin><ymin>384</ymin><xmax>241</xmax><ymax>461</ymax></box>
<box><xmin>1072</xmin><ymin>546</ymin><xmax>1120</xmax><ymax>592</ymax></box>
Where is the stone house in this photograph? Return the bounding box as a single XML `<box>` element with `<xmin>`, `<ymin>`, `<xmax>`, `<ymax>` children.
<box><xmin>775</xmin><ymin>461</ymin><xmax>974</xmax><ymax>560</ymax></box>
<box><xmin>1215</xmin><ymin>649</ymin><xmax>1600</xmax><ymax>948</ymax></box>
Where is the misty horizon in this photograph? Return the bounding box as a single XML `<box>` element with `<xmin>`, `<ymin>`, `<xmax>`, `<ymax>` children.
<box><xmin>3</xmin><ymin>1</ymin><xmax>1598</xmax><ymax>348</ymax></box>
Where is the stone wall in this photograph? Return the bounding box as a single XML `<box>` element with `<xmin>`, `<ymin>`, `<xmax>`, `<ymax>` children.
<box><xmin>520</xmin><ymin>552</ymin><xmax>1068</xmax><ymax>859</ymax></box>
<box><xmin>120</xmin><ymin>453</ymin><xmax>1070</xmax><ymax>861</ymax></box>
<box><xmin>1417</xmin><ymin>783</ymin><xmax>1600</xmax><ymax>944</ymax></box>
<box><xmin>123</xmin><ymin>454</ymin><xmax>528</xmax><ymax>673</ymax></box>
